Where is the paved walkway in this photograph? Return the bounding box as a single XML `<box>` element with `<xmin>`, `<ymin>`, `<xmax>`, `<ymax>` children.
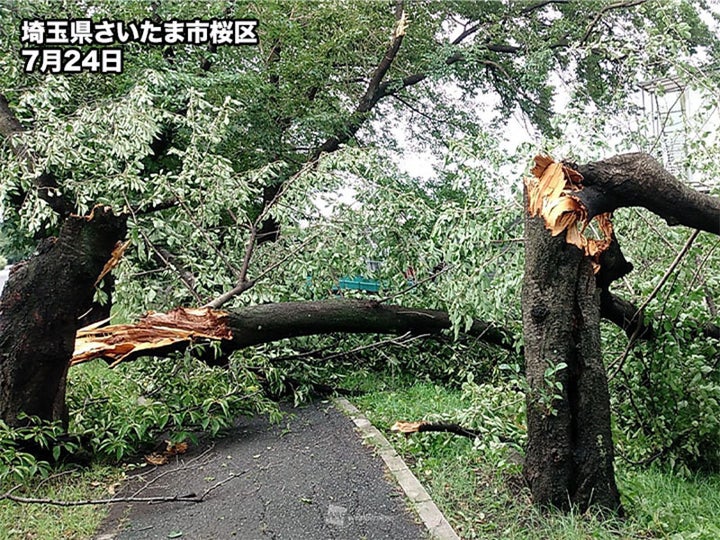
<box><xmin>96</xmin><ymin>401</ymin><xmax>446</xmax><ymax>540</ymax></box>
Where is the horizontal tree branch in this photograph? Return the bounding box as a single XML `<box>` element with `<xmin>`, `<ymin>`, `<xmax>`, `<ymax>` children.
<box><xmin>600</xmin><ymin>290</ymin><xmax>654</xmax><ymax>340</ymax></box>
<box><xmin>600</xmin><ymin>289</ymin><xmax>719</xmax><ymax>342</ymax></box>
<box><xmin>451</xmin><ymin>23</ymin><xmax>481</xmax><ymax>45</ymax></box>
<box><xmin>74</xmin><ymin>286</ymin><xmax>715</xmax><ymax>369</ymax></box>
<box><xmin>575</xmin><ymin>152</ymin><xmax>720</xmax><ymax>235</ymax></box>
<box><xmin>71</xmin><ymin>300</ymin><xmax>517</xmax><ymax>366</ymax></box>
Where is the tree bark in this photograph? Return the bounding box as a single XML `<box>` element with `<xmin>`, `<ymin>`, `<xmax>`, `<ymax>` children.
<box><xmin>227</xmin><ymin>300</ymin><xmax>510</xmax><ymax>349</ymax></box>
<box><xmin>522</xmin><ymin>208</ymin><xmax>621</xmax><ymax>512</ymax></box>
<box><xmin>574</xmin><ymin>153</ymin><xmax>720</xmax><ymax>234</ymax></box>
<box><xmin>0</xmin><ymin>207</ymin><xmax>126</xmax><ymax>428</ymax></box>
<box><xmin>71</xmin><ymin>299</ymin><xmax>516</xmax><ymax>366</ymax></box>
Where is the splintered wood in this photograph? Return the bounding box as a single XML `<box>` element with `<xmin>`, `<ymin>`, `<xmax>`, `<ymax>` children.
<box><xmin>94</xmin><ymin>239</ymin><xmax>130</xmax><ymax>286</ymax></box>
<box><xmin>525</xmin><ymin>154</ymin><xmax>613</xmax><ymax>272</ymax></box>
<box><xmin>72</xmin><ymin>307</ymin><xmax>232</xmax><ymax>367</ymax></box>
<box><xmin>390</xmin><ymin>421</ymin><xmax>426</xmax><ymax>434</ymax></box>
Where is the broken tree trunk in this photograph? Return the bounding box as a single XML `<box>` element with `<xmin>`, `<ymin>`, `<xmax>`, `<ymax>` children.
<box><xmin>71</xmin><ymin>299</ymin><xmax>515</xmax><ymax>366</ymax></box>
<box><xmin>0</xmin><ymin>207</ymin><xmax>127</xmax><ymax>428</ymax></box>
<box><xmin>522</xmin><ymin>208</ymin><xmax>621</xmax><ymax>513</ymax></box>
<box><xmin>521</xmin><ymin>151</ymin><xmax>719</xmax><ymax>514</ymax></box>
<box><xmin>520</xmin><ymin>155</ymin><xmax>621</xmax><ymax>513</ymax></box>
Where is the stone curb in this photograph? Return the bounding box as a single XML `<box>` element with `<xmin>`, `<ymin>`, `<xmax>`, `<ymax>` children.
<box><xmin>333</xmin><ymin>398</ymin><xmax>461</xmax><ymax>540</ymax></box>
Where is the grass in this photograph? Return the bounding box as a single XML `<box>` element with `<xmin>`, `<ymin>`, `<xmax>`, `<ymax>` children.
<box><xmin>350</xmin><ymin>372</ymin><xmax>720</xmax><ymax>540</ymax></box>
<box><xmin>0</xmin><ymin>465</ymin><xmax>124</xmax><ymax>539</ymax></box>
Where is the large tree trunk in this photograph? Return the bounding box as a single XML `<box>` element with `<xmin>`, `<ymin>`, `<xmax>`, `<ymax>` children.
<box><xmin>522</xmin><ymin>209</ymin><xmax>621</xmax><ymax>513</ymax></box>
<box><xmin>0</xmin><ymin>207</ymin><xmax>126</xmax><ymax>428</ymax></box>
<box><xmin>520</xmin><ymin>151</ymin><xmax>719</xmax><ymax>513</ymax></box>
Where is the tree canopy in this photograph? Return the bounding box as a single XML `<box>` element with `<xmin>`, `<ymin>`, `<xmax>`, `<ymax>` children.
<box><xmin>1</xmin><ymin>1</ymin><xmax>715</xmax><ymax>330</ymax></box>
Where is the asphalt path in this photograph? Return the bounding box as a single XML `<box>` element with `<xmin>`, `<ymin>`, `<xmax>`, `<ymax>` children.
<box><xmin>96</xmin><ymin>401</ymin><xmax>429</xmax><ymax>540</ymax></box>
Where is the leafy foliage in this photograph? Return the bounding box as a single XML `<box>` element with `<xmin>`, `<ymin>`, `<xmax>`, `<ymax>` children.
<box><xmin>613</xmin><ymin>329</ymin><xmax>720</xmax><ymax>473</ymax></box>
<box><xmin>67</xmin><ymin>354</ymin><xmax>281</xmax><ymax>460</ymax></box>
<box><xmin>604</xmin><ymin>210</ymin><xmax>720</xmax><ymax>472</ymax></box>
<box><xmin>0</xmin><ymin>221</ymin><xmax>33</xmax><ymax>264</ymax></box>
<box><xmin>0</xmin><ymin>415</ymin><xmax>74</xmax><ymax>486</ymax></box>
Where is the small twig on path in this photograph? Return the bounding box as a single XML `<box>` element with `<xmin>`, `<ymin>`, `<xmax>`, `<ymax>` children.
<box><xmin>0</xmin><ymin>470</ymin><xmax>246</xmax><ymax>507</ymax></box>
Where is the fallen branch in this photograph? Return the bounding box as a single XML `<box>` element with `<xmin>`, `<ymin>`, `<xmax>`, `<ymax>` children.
<box><xmin>0</xmin><ymin>471</ymin><xmax>246</xmax><ymax>507</ymax></box>
<box><xmin>204</xmin><ymin>162</ymin><xmax>318</xmax><ymax>309</ymax></box>
<box><xmin>72</xmin><ymin>299</ymin><xmax>517</xmax><ymax>367</ymax></box>
<box><xmin>391</xmin><ymin>420</ymin><xmax>517</xmax><ymax>444</ymax></box>
<box><xmin>391</xmin><ymin>420</ymin><xmax>482</xmax><ymax>438</ymax></box>
<box><xmin>125</xmin><ymin>195</ymin><xmax>202</xmax><ymax>304</ymax></box>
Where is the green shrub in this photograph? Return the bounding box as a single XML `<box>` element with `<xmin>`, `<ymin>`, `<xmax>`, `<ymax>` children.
<box><xmin>612</xmin><ymin>326</ymin><xmax>720</xmax><ymax>474</ymax></box>
<box><xmin>0</xmin><ymin>420</ymin><xmax>55</xmax><ymax>486</ymax></box>
<box><xmin>0</xmin><ymin>348</ymin><xmax>287</xmax><ymax>486</ymax></box>
<box><xmin>66</xmin><ymin>352</ymin><xmax>281</xmax><ymax>462</ymax></box>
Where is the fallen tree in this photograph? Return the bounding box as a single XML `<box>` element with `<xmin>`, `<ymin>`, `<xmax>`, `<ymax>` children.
<box><xmin>1</xmin><ymin>242</ymin><xmax>517</xmax><ymax>429</ymax></box>
<box><xmin>1</xmin><ymin>4</ymin><xmax>719</xmax><ymax>529</ymax></box>
<box><xmin>1</xmin><ymin>151</ymin><xmax>716</xmax><ymax>517</ymax></box>
<box><xmin>71</xmin><ymin>301</ymin><xmax>516</xmax><ymax>367</ymax></box>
